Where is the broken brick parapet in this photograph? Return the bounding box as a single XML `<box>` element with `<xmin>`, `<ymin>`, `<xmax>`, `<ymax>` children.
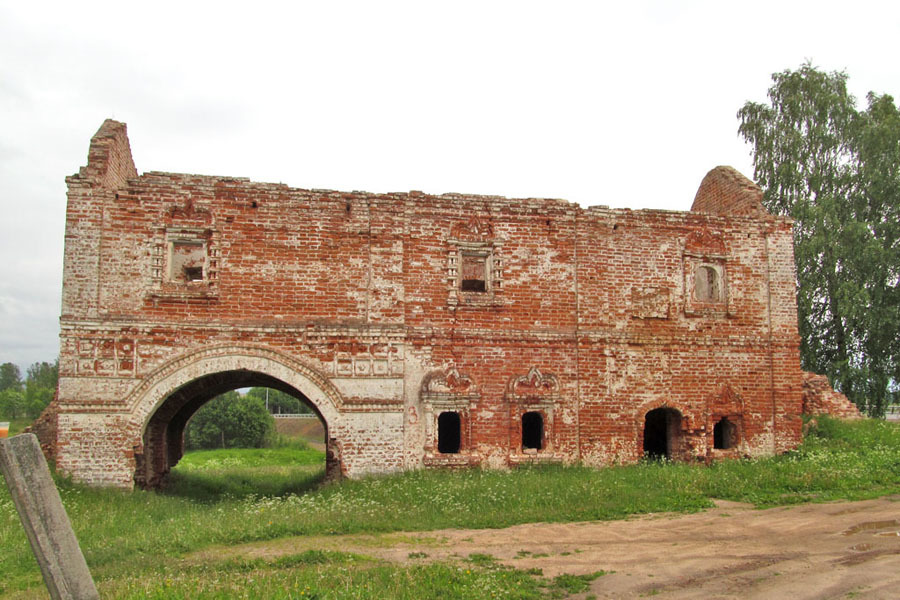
<box><xmin>802</xmin><ymin>372</ymin><xmax>862</xmax><ymax>419</ymax></box>
<box><xmin>42</xmin><ymin>120</ymin><xmax>814</xmax><ymax>488</ymax></box>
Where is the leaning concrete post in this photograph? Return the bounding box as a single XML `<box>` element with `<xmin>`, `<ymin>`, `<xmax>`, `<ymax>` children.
<box><xmin>0</xmin><ymin>434</ymin><xmax>99</xmax><ymax>600</ymax></box>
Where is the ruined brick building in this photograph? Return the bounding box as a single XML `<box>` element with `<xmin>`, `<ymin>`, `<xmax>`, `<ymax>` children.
<box><xmin>37</xmin><ymin>119</ymin><xmax>811</xmax><ymax>488</ymax></box>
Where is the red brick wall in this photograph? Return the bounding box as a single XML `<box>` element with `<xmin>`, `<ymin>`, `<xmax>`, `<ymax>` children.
<box><xmin>47</xmin><ymin>120</ymin><xmax>806</xmax><ymax>487</ymax></box>
<box><xmin>691</xmin><ymin>165</ymin><xmax>767</xmax><ymax>217</ymax></box>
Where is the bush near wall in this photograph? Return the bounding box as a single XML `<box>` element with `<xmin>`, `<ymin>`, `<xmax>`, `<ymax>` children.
<box><xmin>185</xmin><ymin>391</ymin><xmax>275</xmax><ymax>450</ymax></box>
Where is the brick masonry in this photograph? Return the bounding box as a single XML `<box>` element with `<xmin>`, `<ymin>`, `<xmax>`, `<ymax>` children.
<box><xmin>39</xmin><ymin>119</ymin><xmax>813</xmax><ymax>488</ymax></box>
<box><xmin>802</xmin><ymin>373</ymin><xmax>862</xmax><ymax>420</ymax></box>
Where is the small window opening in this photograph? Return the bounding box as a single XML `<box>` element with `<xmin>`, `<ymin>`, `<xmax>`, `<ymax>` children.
<box><xmin>694</xmin><ymin>265</ymin><xmax>721</xmax><ymax>302</ymax></box>
<box><xmin>713</xmin><ymin>417</ymin><xmax>737</xmax><ymax>450</ymax></box>
<box><xmin>522</xmin><ymin>411</ymin><xmax>543</xmax><ymax>451</ymax></box>
<box><xmin>170</xmin><ymin>241</ymin><xmax>205</xmax><ymax>283</ymax></box>
<box><xmin>460</xmin><ymin>254</ymin><xmax>487</xmax><ymax>293</ymax></box>
<box><xmin>437</xmin><ymin>411</ymin><xmax>461</xmax><ymax>454</ymax></box>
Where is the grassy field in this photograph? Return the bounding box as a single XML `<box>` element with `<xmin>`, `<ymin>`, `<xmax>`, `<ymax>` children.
<box><xmin>1</xmin><ymin>417</ymin><xmax>899</xmax><ymax>598</ymax></box>
<box><xmin>165</xmin><ymin>443</ymin><xmax>326</xmax><ymax>501</ymax></box>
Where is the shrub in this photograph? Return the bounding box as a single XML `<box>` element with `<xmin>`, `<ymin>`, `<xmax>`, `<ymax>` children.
<box><xmin>185</xmin><ymin>391</ymin><xmax>275</xmax><ymax>450</ymax></box>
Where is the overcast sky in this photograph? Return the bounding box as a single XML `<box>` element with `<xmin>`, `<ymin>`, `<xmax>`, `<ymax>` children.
<box><xmin>2</xmin><ymin>1</ymin><xmax>899</xmax><ymax>373</ymax></box>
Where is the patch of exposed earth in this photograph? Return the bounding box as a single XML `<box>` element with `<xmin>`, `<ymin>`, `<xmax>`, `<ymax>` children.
<box><xmin>190</xmin><ymin>496</ymin><xmax>900</xmax><ymax>598</ymax></box>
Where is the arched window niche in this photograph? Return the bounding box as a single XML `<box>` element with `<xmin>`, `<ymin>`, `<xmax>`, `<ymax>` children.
<box><xmin>713</xmin><ymin>417</ymin><xmax>738</xmax><ymax>450</ymax></box>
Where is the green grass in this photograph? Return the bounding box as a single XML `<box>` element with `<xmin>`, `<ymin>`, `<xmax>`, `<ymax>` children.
<box><xmin>99</xmin><ymin>550</ymin><xmax>599</xmax><ymax>600</ymax></box>
<box><xmin>702</xmin><ymin>417</ymin><xmax>900</xmax><ymax>505</ymax></box>
<box><xmin>166</xmin><ymin>445</ymin><xmax>326</xmax><ymax>501</ymax></box>
<box><xmin>1</xmin><ymin>417</ymin><xmax>898</xmax><ymax>598</ymax></box>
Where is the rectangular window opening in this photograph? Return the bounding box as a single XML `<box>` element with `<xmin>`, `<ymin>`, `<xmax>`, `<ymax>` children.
<box><xmin>437</xmin><ymin>411</ymin><xmax>461</xmax><ymax>454</ymax></box>
<box><xmin>460</xmin><ymin>254</ymin><xmax>487</xmax><ymax>293</ymax></box>
<box><xmin>522</xmin><ymin>411</ymin><xmax>544</xmax><ymax>451</ymax></box>
<box><xmin>170</xmin><ymin>241</ymin><xmax>206</xmax><ymax>283</ymax></box>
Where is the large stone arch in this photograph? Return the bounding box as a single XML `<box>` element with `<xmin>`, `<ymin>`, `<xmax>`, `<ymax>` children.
<box><xmin>126</xmin><ymin>344</ymin><xmax>345</xmax><ymax>487</ymax></box>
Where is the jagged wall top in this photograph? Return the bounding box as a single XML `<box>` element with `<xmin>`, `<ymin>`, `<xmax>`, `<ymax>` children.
<box><xmin>76</xmin><ymin>119</ymin><xmax>137</xmax><ymax>190</ymax></box>
<box><xmin>76</xmin><ymin>120</ymin><xmax>770</xmax><ymax>221</ymax></box>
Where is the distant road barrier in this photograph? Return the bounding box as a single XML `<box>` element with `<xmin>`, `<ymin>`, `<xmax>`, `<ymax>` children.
<box><xmin>272</xmin><ymin>413</ymin><xmax>317</xmax><ymax>419</ymax></box>
<box><xmin>886</xmin><ymin>405</ymin><xmax>900</xmax><ymax>422</ymax></box>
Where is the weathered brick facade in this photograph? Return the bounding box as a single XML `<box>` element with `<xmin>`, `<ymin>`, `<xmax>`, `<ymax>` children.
<box><xmin>43</xmin><ymin>119</ymin><xmax>807</xmax><ymax>488</ymax></box>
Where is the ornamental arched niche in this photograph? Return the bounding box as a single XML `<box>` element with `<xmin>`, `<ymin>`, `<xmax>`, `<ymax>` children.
<box><xmin>420</xmin><ymin>366</ymin><xmax>480</xmax><ymax>465</ymax></box>
<box><xmin>705</xmin><ymin>383</ymin><xmax>746</xmax><ymax>455</ymax></box>
<box><xmin>683</xmin><ymin>228</ymin><xmax>729</xmax><ymax>317</ymax></box>
<box><xmin>506</xmin><ymin>367</ymin><xmax>561</xmax><ymax>461</ymax></box>
<box><xmin>447</xmin><ymin>218</ymin><xmax>504</xmax><ymax>307</ymax></box>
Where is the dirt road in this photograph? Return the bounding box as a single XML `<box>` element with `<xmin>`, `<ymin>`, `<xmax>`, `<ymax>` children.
<box><xmin>196</xmin><ymin>495</ymin><xmax>900</xmax><ymax>598</ymax></box>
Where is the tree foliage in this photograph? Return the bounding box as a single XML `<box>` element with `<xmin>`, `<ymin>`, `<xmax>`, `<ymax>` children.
<box><xmin>185</xmin><ymin>390</ymin><xmax>276</xmax><ymax>450</ymax></box>
<box><xmin>245</xmin><ymin>387</ymin><xmax>313</xmax><ymax>415</ymax></box>
<box><xmin>0</xmin><ymin>362</ymin><xmax>23</xmax><ymax>393</ymax></box>
<box><xmin>26</xmin><ymin>361</ymin><xmax>58</xmax><ymax>390</ymax></box>
<box><xmin>739</xmin><ymin>63</ymin><xmax>900</xmax><ymax>415</ymax></box>
<box><xmin>0</xmin><ymin>359</ymin><xmax>58</xmax><ymax>420</ymax></box>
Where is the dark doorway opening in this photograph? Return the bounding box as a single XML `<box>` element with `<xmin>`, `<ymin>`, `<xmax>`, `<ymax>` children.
<box><xmin>437</xmin><ymin>411</ymin><xmax>461</xmax><ymax>454</ymax></box>
<box><xmin>713</xmin><ymin>417</ymin><xmax>737</xmax><ymax>450</ymax></box>
<box><xmin>643</xmin><ymin>407</ymin><xmax>682</xmax><ymax>460</ymax></box>
<box><xmin>522</xmin><ymin>411</ymin><xmax>543</xmax><ymax>450</ymax></box>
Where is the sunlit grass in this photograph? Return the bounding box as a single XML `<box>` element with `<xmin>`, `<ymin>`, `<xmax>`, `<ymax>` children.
<box><xmin>166</xmin><ymin>444</ymin><xmax>326</xmax><ymax>501</ymax></box>
<box><xmin>101</xmin><ymin>550</ymin><xmax>604</xmax><ymax>600</ymax></box>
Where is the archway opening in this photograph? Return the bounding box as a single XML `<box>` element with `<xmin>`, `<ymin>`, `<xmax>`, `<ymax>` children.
<box><xmin>136</xmin><ymin>370</ymin><xmax>331</xmax><ymax>491</ymax></box>
<box><xmin>643</xmin><ymin>407</ymin><xmax>682</xmax><ymax>460</ymax></box>
<box><xmin>713</xmin><ymin>417</ymin><xmax>737</xmax><ymax>450</ymax></box>
<box><xmin>522</xmin><ymin>411</ymin><xmax>543</xmax><ymax>451</ymax></box>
